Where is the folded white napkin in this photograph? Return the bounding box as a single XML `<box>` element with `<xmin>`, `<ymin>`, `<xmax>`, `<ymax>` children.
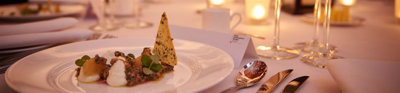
<box><xmin>0</xmin><ymin>17</ymin><xmax>78</xmax><ymax>36</ymax></box>
<box><xmin>0</xmin><ymin>29</ymin><xmax>93</xmax><ymax>49</ymax></box>
<box><xmin>327</xmin><ymin>59</ymin><xmax>400</xmax><ymax>93</ymax></box>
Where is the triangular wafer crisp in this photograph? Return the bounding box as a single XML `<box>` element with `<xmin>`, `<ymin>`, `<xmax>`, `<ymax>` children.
<box><xmin>153</xmin><ymin>12</ymin><xmax>177</xmax><ymax>66</ymax></box>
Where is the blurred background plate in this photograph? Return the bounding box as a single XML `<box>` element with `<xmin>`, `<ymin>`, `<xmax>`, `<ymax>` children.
<box><xmin>301</xmin><ymin>13</ymin><xmax>365</xmax><ymax>27</ymax></box>
<box><xmin>0</xmin><ymin>1</ymin><xmax>87</xmax><ymax>22</ymax></box>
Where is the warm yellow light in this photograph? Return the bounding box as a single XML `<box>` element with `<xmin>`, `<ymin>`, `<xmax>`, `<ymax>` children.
<box><xmin>340</xmin><ymin>0</ymin><xmax>356</xmax><ymax>6</ymax></box>
<box><xmin>210</xmin><ymin>0</ymin><xmax>225</xmax><ymax>5</ymax></box>
<box><xmin>257</xmin><ymin>46</ymin><xmax>271</xmax><ymax>50</ymax></box>
<box><xmin>252</xmin><ymin>5</ymin><xmax>266</xmax><ymax>19</ymax></box>
<box><xmin>396</xmin><ymin>0</ymin><xmax>400</xmax><ymax>18</ymax></box>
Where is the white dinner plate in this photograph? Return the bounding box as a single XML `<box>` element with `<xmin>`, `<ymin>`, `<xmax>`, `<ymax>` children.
<box><xmin>0</xmin><ymin>3</ymin><xmax>85</xmax><ymax>21</ymax></box>
<box><xmin>5</xmin><ymin>38</ymin><xmax>234</xmax><ymax>93</ymax></box>
<box><xmin>301</xmin><ymin>13</ymin><xmax>365</xmax><ymax>26</ymax></box>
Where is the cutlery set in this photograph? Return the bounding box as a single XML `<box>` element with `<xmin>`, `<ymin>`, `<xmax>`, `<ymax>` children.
<box><xmin>257</xmin><ymin>69</ymin><xmax>309</xmax><ymax>93</ymax></box>
<box><xmin>223</xmin><ymin>60</ymin><xmax>309</xmax><ymax>93</ymax></box>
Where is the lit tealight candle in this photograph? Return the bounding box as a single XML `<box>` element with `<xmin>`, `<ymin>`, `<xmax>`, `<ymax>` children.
<box><xmin>340</xmin><ymin>0</ymin><xmax>356</xmax><ymax>7</ymax></box>
<box><xmin>252</xmin><ymin>5</ymin><xmax>266</xmax><ymax>20</ymax></box>
<box><xmin>210</xmin><ymin>0</ymin><xmax>225</xmax><ymax>6</ymax></box>
<box><xmin>330</xmin><ymin>0</ymin><xmax>355</xmax><ymax>22</ymax></box>
<box><xmin>207</xmin><ymin>0</ymin><xmax>226</xmax><ymax>8</ymax></box>
<box><xmin>245</xmin><ymin>0</ymin><xmax>270</xmax><ymax>25</ymax></box>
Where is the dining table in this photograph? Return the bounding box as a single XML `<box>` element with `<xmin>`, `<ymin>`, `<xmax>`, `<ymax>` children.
<box><xmin>0</xmin><ymin>0</ymin><xmax>399</xmax><ymax>93</ymax></box>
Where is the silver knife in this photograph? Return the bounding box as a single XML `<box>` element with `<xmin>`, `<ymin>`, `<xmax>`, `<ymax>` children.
<box><xmin>257</xmin><ymin>69</ymin><xmax>293</xmax><ymax>93</ymax></box>
<box><xmin>281</xmin><ymin>76</ymin><xmax>309</xmax><ymax>93</ymax></box>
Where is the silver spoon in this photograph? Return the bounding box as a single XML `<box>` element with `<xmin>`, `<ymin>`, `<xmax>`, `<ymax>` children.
<box><xmin>221</xmin><ymin>60</ymin><xmax>268</xmax><ymax>93</ymax></box>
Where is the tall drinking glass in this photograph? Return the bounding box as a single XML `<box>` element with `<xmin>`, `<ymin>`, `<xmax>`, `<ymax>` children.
<box><xmin>124</xmin><ymin>0</ymin><xmax>153</xmax><ymax>29</ymax></box>
<box><xmin>293</xmin><ymin>0</ymin><xmax>336</xmax><ymax>53</ymax></box>
<box><xmin>301</xmin><ymin>0</ymin><xmax>342</xmax><ymax>68</ymax></box>
<box><xmin>256</xmin><ymin>0</ymin><xmax>299</xmax><ymax>60</ymax></box>
<box><xmin>89</xmin><ymin>0</ymin><xmax>119</xmax><ymax>31</ymax></box>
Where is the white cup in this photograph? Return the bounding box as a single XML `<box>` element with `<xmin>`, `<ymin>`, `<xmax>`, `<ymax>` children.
<box><xmin>202</xmin><ymin>8</ymin><xmax>242</xmax><ymax>33</ymax></box>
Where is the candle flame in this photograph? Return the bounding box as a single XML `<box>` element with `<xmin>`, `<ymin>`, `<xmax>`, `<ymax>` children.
<box><xmin>252</xmin><ymin>5</ymin><xmax>265</xmax><ymax>19</ymax></box>
<box><xmin>210</xmin><ymin>0</ymin><xmax>225</xmax><ymax>5</ymax></box>
<box><xmin>340</xmin><ymin>0</ymin><xmax>355</xmax><ymax>6</ymax></box>
<box><xmin>257</xmin><ymin>46</ymin><xmax>270</xmax><ymax>50</ymax></box>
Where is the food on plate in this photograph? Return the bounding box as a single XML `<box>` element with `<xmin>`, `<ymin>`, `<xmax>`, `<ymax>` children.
<box><xmin>75</xmin><ymin>12</ymin><xmax>177</xmax><ymax>87</ymax></box>
<box><xmin>106</xmin><ymin>56</ymin><xmax>128</xmax><ymax>86</ymax></box>
<box><xmin>153</xmin><ymin>12</ymin><xmax>177</xmax><ymax>66</ymax></box>
<box><xmin>0</xmin><ymin>3</ymin><xmax>61</xmax><ymax>17</ymax></box>
<box><xmin>76</xmin><ymin>55</ymin><xmax>108</xmax><ymax>83</ymax></box>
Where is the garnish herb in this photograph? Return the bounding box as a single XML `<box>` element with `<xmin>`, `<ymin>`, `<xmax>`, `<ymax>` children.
<box><xmin>141</xmin><ymin>55</ymin><xmax>162</xmax><ymax>74</ymax></box>
<box><xmin>150</xmin><ymin>64</ymin><xmax>162</xmax><ymax>71</ymax></box>
<box><xmin>75</xmin><ymin>55</ymin><xmax>90</xmax><ymax>67</ymax></box>
<box><xmin>81</xmin><ymin>55</ymin><xmax>90</xmax><ymax>60</ymax></box>
<box><xmin>141</xmin><ymin>55</ymin><xmax>152</xmax><ymax>67</ymax></box>
<box><xmin>128</xmin><ymin>53</ymin><xmax>135</xmax><ymax>58</ymax></box>
<box><xmin>143</xmin><ymin>68</ymin><xmax>153</xmax><ymax>75</ymax></box>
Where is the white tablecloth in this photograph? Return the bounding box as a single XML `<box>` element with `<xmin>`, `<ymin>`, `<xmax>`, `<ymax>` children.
<box><xmin>1</xmin><ymin>0</ymin><xmax>399</xmax><ymax>93</ymax></box>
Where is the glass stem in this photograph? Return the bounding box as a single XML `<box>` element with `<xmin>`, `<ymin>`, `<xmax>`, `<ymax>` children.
<box><xmin>109</xmin><ymin>0</ymin><xmax>116</xmax><ymax>24</ymax></box>
<box><xmin>322</xmin><ymin>0</ymin><xmax>332</xmax><ymax>55</ymax></box>
<box><xmin>313</xmin><ymin>0</ymin><xmax>321</xmax><ymax>43</ymax></box>
<box><xmin>273</xmin><ymin>0</ymin><xmax>281</xmax><ymax>48</ymax></box>
<box><xmin>133</xmin><ymin>0</ymin><xmax>140</xmax><ymax>26</ymax></box>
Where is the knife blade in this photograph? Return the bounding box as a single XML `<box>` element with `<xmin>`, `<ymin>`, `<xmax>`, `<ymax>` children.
<box><xmin>281</xmin><ymin>76</ymin><xmax>309</xmax><ymax>93</ymax></box>
<box><xmin>257</xmin><ymin>69</ymin><xmax>293</xmax><ymax>93</ymax></box>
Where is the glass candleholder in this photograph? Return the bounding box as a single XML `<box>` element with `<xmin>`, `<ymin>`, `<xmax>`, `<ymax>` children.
<box><xmin>245</xmin><ymin>0</ymin><xmax>270</xmax><ymax>25</ymax></box>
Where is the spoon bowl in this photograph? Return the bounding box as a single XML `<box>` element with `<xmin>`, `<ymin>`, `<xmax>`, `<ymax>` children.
<box><xmin>222</xmin><ymin>60</ymin><xmax>268</xmax><ymax>93</ymax></box>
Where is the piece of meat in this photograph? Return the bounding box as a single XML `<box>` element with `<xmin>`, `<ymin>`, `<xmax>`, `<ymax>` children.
<box><xmin>141</xmin><ymin>47</ymin><xmax>152</xmax><ymax>56</ymax></box>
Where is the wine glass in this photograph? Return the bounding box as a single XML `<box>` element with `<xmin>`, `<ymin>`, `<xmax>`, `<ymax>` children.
<box><xmin>256</xmin><ymin>0</ymin><xmax>300</xmax><ymax>60</ymax></box>
<box><xmin>293</xmin><ymin>0</ymin><xmax>336</xmax><ymax>53</ymax></box>
<box><xmin>301</xmin><ymin>0</ymin><xmax>343</xmax><ymax>68</ymax></box>
<box><xmin>89</xmin><ymin>0</ymin><xmax>119</xmax><ymax>32</ymax></box>
<box><xmin>124</xmin><ymin>0</ymin><xmax>153</xmax><ymax>29</ymax></box>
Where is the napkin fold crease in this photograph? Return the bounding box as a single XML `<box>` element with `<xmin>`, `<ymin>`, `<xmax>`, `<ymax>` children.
<box><xmin>0</xmin><ymin>29</ymin><xmax>93</xmax><ymax>49</ymax></box>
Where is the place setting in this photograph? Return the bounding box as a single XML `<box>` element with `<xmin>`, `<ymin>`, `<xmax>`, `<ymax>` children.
<box><xmin>1</xmin><ymin>0</ymin><xmax>400</xmax><ymax>93</ymax></box>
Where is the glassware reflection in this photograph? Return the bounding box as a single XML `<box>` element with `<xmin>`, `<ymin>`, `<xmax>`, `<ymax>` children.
<box><xmin>124</xmin><ymin>0</ymin><xmax>152</xmax><ymax>29</ymax></box>
<box><xmin>256</xmin><ymin>0</ymin><xmax>300</xmax><ymax>60</ymax></box>
<box><xmin>293</xmin><ymin>0</ymin><xmax>336</xmax><ymax>53</ymax></box>
<box><xmin>301</xmin><ymin>0</ymin><xmax>343</xmax><ymax>68</ymax></box>
<box><xmin>89</xmin><ymin>0</ymin><xmax>119</xmax><ymax>32</ymax></box>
